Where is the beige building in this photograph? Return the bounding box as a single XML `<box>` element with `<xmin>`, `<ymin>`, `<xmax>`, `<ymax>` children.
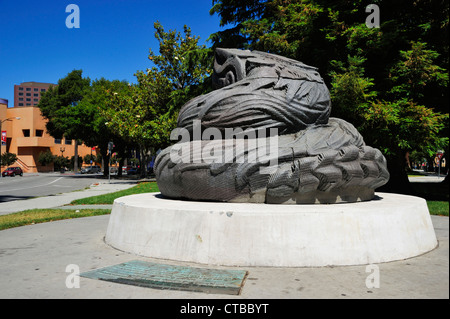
<box><xmin>1</xmin><ymin>97</ymin><xmax>96</xmax><ymax>173</ymax></box>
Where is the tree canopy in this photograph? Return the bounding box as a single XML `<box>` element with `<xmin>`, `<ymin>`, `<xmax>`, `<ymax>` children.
<box><xmin>209</xmin><ymin>0</ymin><xmax>449</xmax><ymax>192</ymax></box>
<box><xmin>39</xmin><ymin>71</ymin><xmax>130</xmax><ymax>175</ymax></box>
<box><xmin>38</xmin><ymin>2</ymin><xmax>448</xmax><ymax>189</ymax></box>
<box><xmin>101</xmin><ymin>22</ymin><xmax>213</xmax><ymax>176</ymax></box>
<box><xmin>38</xmin><ymin>70</ymin><xmax>90</xmax><ymax>141</ymax></box>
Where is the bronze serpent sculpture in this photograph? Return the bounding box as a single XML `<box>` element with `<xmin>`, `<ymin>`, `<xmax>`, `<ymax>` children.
<box><xmin>154</xmin><ymin>48</ymin><xmax>389</xmax><ymax>204</ymax></box>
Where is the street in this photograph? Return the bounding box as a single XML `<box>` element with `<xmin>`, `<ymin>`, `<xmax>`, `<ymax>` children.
<box><xmin>0</xmin><ymin>172</ymin><xmax>104</xmax><ymax>203</ymax></box>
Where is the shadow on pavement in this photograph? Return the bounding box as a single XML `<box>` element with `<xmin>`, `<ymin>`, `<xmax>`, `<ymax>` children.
<box><xmin>0</xmin><ymin>195</ymin><xmax>35</xmax><ymax>203</ymax></box>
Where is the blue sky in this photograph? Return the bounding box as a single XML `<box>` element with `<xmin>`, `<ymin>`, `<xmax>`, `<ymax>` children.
<box><xmin>0</xmin><ymin>0</ymin><xmax>223</xmax><ymax>106</ymax></box>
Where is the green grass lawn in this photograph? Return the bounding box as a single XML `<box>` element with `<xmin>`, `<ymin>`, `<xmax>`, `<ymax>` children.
<box><xmin>0</xmin><ymin>209</ymin><xmax>111</xmax><ymax>231</ymax></box>
<box><xmin>69</xmin><ymin>181</ymin><xmax>448</xmax><ymax>215</ymax></box>
<box><xmin>69</xmin><ymin>182</ymin><xmax>160</xmax><ymax>205</ymax></box>
<box><xmin>0</xmin><ymin>181</ymin><xmax>447</xmax><ymax>231</ymax></box>
<box><xmin>427</xmin><ymin>201</ymin><xmax>449</xmax><ymax>217</ymax></box>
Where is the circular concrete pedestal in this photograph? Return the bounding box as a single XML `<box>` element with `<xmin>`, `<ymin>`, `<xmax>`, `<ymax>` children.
<box><xmin>105</xmin><ymin>193</ymin><xmax>438</xmax><ymax>267</ymax></box>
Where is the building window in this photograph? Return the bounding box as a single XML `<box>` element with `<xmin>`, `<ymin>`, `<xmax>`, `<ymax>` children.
<box><xmin>34</xmin><ymin>88</ymin><xmax>39</xmax><ymax>91</ymax></box>
<box><xmin>19</xmin><ymin>98</ymin><xmax>23</xmax><ymax>101</ymax></box>
<box><xmin>26</xmin><ymin>98</ymin><xmax>31</xmax><ymax>101</ymax></box>
<box><xmin>36</xmin><ymin>130</ymin><xmax>44</xmax><ymax>137</ymax></box>
<box><xmin>34</xmin><ymin>93</ymin><xmax>39</xmax><ymax>97</ymax></box>
<box><xmin>65</xmin><ymin>139</ymin><xmax>72</xmax><ymax>145</ymax></box>
<box><xmin>26</xmin><ymin>103</ymin><xmax>31</xmax><ymax>106</ymax></box>
<box><xmin>26</xmin><ymin>88</ymin><xmax>31</xmax><ymax>91</ymax></box>
<box><xmin>34</xmin><ymin>98</ymin><xmax>38</xmax><ymax>102</ymax></box>
<box><xmin>19</xmin><ymin>87</ymin><xmax>23</xmax><ymax>91</ymax></box>
<box><xmin>41</xmin><ymin>89</ymin><xmax>46</xmax><ymax>92</ymax></box>
<box><xmin>54</xmin><ymin>138</ymin><xmax>62</xmax><ymax>144</ymax></box>
<box><xmin>22</xmin><ymin>129</ymin><xmax>30</xmax><ymax>137</ymax></box>
<box><xmin>18</xmin><ymin>103</ymin><xmax>23</xmax><ymax>106</ymax></box>
<box><xmin>26</xmin><ymin>93</ymin><xmax>31</xmax><ymax>96</ymax></box>
<box><xmin>18</xmin><ymin>92</ymin><xmax>23</xmax><ymax>96</ymax></box>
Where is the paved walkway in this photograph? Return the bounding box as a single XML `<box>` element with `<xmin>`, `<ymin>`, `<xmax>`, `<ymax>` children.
<box><xmin>0</xmin><ymin>214</ymin><xmax>447</xmax><ymax>299</ymax></box>
<box><xmin>0</xmin><ymin>176</ymin><xmax>448</xmax><ymax>299</ymax></box>
<box><xmin>0</xmin><ymin>180</ymin><xmax>136</xmax><ymax>215</ymax></box>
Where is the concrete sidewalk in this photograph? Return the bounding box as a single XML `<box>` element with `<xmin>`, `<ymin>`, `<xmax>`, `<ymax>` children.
<box><xmin>408</xmin><ymin>175</ymin><xmax>446</xmax><ymax>183</ymax></box>
<box><xmin>0</xmin><ymin>176</ymin><xmax>448</xmax><ymax>299</ymax></box>
<box><xmin>0</xmin><ymin>180</ymin><xmax>136</xmax><ymax>215</ymax></box>
<box><xmin>0</xmin><ymin>209</ymin><xmax>447</xmax><ymax>299</ymax></box>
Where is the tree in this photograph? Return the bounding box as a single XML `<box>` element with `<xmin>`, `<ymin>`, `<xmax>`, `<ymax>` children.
<box><xmin>103</xmin><ymin>70</ymin><xmax>175</xmax><ymax>177</ymax></box>
<box><xmin>39</xmin><ymin>72</ymin><xmax>130</xmax><ymax>176</ymax></box>
<box><xmin>83</xmin><ymin>154</ymin><xmax>97</xmax><ymax>164</ymax></box>
<box><xmin>76</xmin><ymin>78</ymin><xmax>131</xmax><ymax>176</ymax></box>
<box><xmin>53</xmin><ymin>155</ymin><xmax>70</xmax><ymax>171</ymax></box>
<box><xmin>209</xmin><ymin>0</ymin><xmax>449</xmax><ymax>194</ymax></box>
<box><xmin>210</xmin><ymin>0</ymin><xmax>449</xmax><ymax>99</ymax></box>
<box><xmin>328</xmin><ymin>48</ymin><xmax>447</xmax><ymax>193</ymax></box>
<box><xmin>1</xmin><ymin>152</ymin><xmax>18</xmax><ymax>167</ymax></box>
<box><xmin>149</xmin><ymin>21</ymin><xmax>214</xmax><ymax>113</ymax></box>
<box><xmin>150</xmin><ymin>21</ymin><xmax>213</xmax><ymax>91</ymax></box>
<box><xmin>103</xmin><ymin>22</ymin><xmax>213</xmax><ymax>177</ymax></box>
<box><xmin>38</xmin><ymin>70</ymin><xmax>91</xmax><ymax>173</ymax></box>
<box><xmin>70</xmin><ymin>155</ymin><xmax>82</xmax><ymax>170</ymax></box>
<box><xmin>388</xmin><ymin>41</ymin><xmax>448</xmax><ymax>105</ymax></box>
<box><xmin>38</xmin><ymin>150</ymin><xmax>55</xmax><ymax>166</ymax></box>
<box><xmin>209</xmin><ymin>0</ymin><xmax>268</xmax><ymax>49</ymax></box>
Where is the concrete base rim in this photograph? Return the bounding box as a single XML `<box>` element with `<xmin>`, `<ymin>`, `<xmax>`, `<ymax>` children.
<box><xmin>105</xmin><ymin>192</ymin><xmax>438</xmax><ymax>267</ymax></box>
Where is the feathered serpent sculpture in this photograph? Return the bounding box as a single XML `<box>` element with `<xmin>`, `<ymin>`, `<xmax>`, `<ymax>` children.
<box><xmin>154</xmin><ymin>48</ymin><xmax>389</xmax><ymax>204</ymax></box>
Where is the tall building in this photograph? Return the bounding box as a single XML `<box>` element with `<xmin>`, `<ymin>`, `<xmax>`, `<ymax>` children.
<box><xmin>14</xmin><ymin>82</ymin><xmax>54</xmax><ymax>107</ymax></box>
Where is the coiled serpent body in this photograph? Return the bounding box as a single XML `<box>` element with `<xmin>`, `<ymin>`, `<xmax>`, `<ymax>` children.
<box><xmin>155</xmin><ymin>49</ymin><xmax>389</xmax><ymax>204</ymax></box>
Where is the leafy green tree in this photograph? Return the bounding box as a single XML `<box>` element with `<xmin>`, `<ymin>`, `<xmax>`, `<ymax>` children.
<box><xmin>53</xmin><ymin>155</ymin><xmax>70</xmax><ymax>171</ymax></box>
<box><xmin>209</xmin><ymin>0</ymin><xmax>267</xmax><ymax>49</ymax></box>
<box><xmin>38</xmin><ymin>150</ymin><xmax>55</xmax><ymax>167</ymax></box>
<box><xmin>210</xmin><ymin>0</ymin><xmax>449</xmax><ymax>100</ymax></box>
<box><xmin>70</xmin><ymin>155</ymin><xmax>82</xmax><ymax>170</ymax></box>
<box><xmin>103</xmin><ymin>22</ymin><xmax>213</xmax><ymax>177</ymax></box>
<box><xmin>149</xmin><ymin>21</ymin><xmax>214</xmax><ymax>115</ymax></box>
<box><xmin>103</xmin><ymin>70</ymin><xmax>174</xmax><ymax>177</ymax></box>
<box><xmin>388</xmin><ymin>41</ymin><xmax>448</xmax><ymax>104</ymax></box>
<box><xmin>76</xmin><ymin>78</ymin><xmax>131</xmax><ymax>176</ymax></box>
<box><xmin>328</xmin><ymin>55</ymin><xmax>377</xmax><ymax>128</ymax></box>
<box><xmin>209</xmin><ymin>0</ymin><xmax>449</xmax><ymax>193</ymax></box>
<box><xmin>39</xmin><ymin>72</ymin><xmax>130</xmax><ymax>176</ymax></box>
<box><xmin>83</xmin><ymin>154</ymin><xmax>97</xmax><ymax>164</ymax></box>
<box><xmin>150</xmin><ymin>21</ymin><xmax>213</xmax><ymax>91</ymax></box>
<box><xmin>38</xmin><ymin>70</ymin><xmax>91</xmax><ymax>173</ymax></box>
<box><xmin>1</xmin><ymin>152</ymin><xmax>18</xmax><ymax>167</ymax></box>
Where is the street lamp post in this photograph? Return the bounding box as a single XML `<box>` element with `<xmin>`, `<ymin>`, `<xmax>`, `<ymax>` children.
<box><xmin>0</xmin><ymin>117</ymin><xmax>21</xmax><ymax>178</ymax></box>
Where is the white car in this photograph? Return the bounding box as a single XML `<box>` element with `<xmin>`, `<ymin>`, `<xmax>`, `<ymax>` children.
<box><xmin>81</xmin><ymin>165</ymin><xmax>101</xmax><ymax>174</ymax></box>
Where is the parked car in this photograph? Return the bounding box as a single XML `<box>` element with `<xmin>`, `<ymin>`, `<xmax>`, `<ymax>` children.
<box><xmin>81</xmin><ymin>165</ymin><xmax>101</xmax><ymax>174</ymax></box>
<box><xmin>127</xmin><ymin>167</ymin><xmax>140</xmax><ymax>175</ymax></box>
<box><xmin>2</xmin><ymin>167</ymin><xmax>23</xmax><ymax>177</ymax></box>
<box><xmin>122</xmin><ymin>165</ymin><xmax>132</xmax><ymax>174</ymax></box>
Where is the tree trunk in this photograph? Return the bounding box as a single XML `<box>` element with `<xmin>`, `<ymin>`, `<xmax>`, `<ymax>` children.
<box><xmin>118</xmin><ymin>157</ymin><xmax>124</xmax><ymax>177</ymax></box>
<box><xmin>116</xmin><ymin>143</ymin><xmax>127</xmax><ymax>177</ymax></box>
<box><xmin>377</xmin><ymin>152</ymin><xmax>414</xmax><ymax>195</ymax></box>
<box><xmin>443</xmin><ymin>174</ymin><xmax>449</xmax><ymax>184</ymax></box>
<box><xmin>74</xmin><ymin>140</ymin><xmax>79</xmax><ymax>174</ymax></box>
<box><xmin>101</xmin><ymin>148</ymin><xmax>109</xmax><ymax>177</ymax></box>
<box><xmin>140</xmin><ymin>147</ymin><xmax>147</xmax><ymax>178</ymax></box>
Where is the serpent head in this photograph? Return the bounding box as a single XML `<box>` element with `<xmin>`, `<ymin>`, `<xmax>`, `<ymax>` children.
<box><xmin>212</xmin><ymin>48</ymin><xmax>324</xmax><ymax>89</ymax></box>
